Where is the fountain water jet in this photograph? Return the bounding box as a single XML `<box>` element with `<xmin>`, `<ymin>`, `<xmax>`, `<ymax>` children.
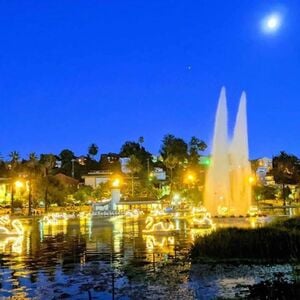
<box><xmin>204</xmin><ymin>88</ymin><xmax>252</xmax><ymax>216</ymax></box>
<box><xmin>230</xmin><ymin>92</ymin><xmax>252</xmax><ymax>215</ymax></box>
<box><xmin>204</xmin><ymin>87</ymin><xmax>231</xmax><ymax>216</ymax></box>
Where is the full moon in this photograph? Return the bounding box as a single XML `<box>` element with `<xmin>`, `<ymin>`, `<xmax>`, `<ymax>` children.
<box><xmin>262</xmin><ymin>13</ymin><xmax>282</xmax><ymax>33</ymax></box>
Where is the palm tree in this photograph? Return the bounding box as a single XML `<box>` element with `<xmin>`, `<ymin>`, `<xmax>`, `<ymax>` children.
<box><xmin>88</xmin><ymin>143</ymin><xmax>99</xmax><ymax>160</ymax></box>
<box><xmin>25</xmin><ymin>153</ymin><xmax>40</xmax><ymax>216</ymax></box>
<box><xmin>138</xmin><ymin>136</ymin><xmax>144</xmax><ymax>147</ymax></box>
<box><xmin>9</xmin><ymin>151</ymin><xmax>20</xmax><ymax>164</ymax></box>
<box><xmin>127</xmin><ymin>155</ymin><xmax>142</xmax><ymax>198</ymax></box>
<box><xmin>8</xmin><ymin>151</ymin><xmax>20</xmax><ymax>214</ymax></box>
<box><xmin>164</xmin><ymin>154</ymin><xmax>179</xmax><ymax>186</ymax></box>
<box><xmin>39</xmin><ymin>154</ymin><xmax>56</xmax><ymax>212</ymax></box>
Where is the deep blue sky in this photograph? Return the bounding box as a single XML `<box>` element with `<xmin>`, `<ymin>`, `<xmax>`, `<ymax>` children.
<box><xmin>0</xmin><ymin>1</ymin><xmax>299</xmax><ymax>159</ymax></box>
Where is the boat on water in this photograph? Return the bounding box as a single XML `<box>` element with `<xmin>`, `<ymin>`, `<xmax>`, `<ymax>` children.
<box><xmin>142</xmin><ymin>216</ymin><xmax>179</xmax><ymax>235</ymax></box>
<box><xmin>191</xmin><ymin>212</ymin><xmax>215</xmax><ymax>229</ymax></box>
<box><xmin>0</xmin><ymin>218</ymin><xmax>24</xmax><ymax>237</ymax></box>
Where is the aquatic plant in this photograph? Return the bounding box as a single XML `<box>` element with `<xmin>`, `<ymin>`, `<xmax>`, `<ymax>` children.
<box><xmin>190</xmin><ymin>218</ymin><xmax>300</xmax><ymax>262</ymax></box>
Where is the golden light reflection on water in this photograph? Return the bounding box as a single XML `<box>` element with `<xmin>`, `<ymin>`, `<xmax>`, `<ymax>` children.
<box><xmin>40</xmin><ymin>219</ymin><xmax>68</xmax><ymax>237</ymax></box>
<box><xmin>0</xmin><ymin>214</ymin><xmax>269</xmax><ymax>299</ymax></box>
<box><xmin>0</xmin><ymin>236</ymin><xmax>23</xmax><ymax>254</ymax></box>
<box><xmin>143</xmin><ymin>234</ymin><xmax>175</xmax><ymax>251</ymax></box>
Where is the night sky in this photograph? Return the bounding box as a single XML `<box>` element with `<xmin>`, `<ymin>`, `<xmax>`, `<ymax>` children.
<box><xmin>0</xmin><ymin>1</ymin><xmax>299</xmax><ymax>159</ymax></box>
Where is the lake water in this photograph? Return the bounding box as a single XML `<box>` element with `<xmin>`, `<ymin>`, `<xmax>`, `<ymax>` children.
<box><xmin>0</xmin><ymin>215</ymin><xmax>298</xmax><ymax>299</ymax></box>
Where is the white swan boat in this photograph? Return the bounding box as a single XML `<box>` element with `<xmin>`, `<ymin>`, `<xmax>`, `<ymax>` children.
<box><xmin>142</xmin><ymin>216</ymin><xmax>178</xmax><ymax>235</ymax></box>
<box><xmin>0</xmin><ymin>219</ymin><xmax>24</xmax><ymax>236</ymax></box>
<box><xmin>191</xmin><ymin>212</ymin><xmax>215</xmax><ymax>229</ymax></box>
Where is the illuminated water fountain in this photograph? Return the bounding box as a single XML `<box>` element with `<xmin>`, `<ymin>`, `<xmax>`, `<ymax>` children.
<box><xmin>204</xmin><ymin>88</ymin><xmax>252</xmax><ymax>216</ymax></box>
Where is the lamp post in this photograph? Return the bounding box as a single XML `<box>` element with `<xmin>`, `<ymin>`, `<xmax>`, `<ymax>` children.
<box><xmin>185</xmin><ymin>172</ymin><xmax>195</xmax><ymax>188</ymax></box>
<box><xmin>71</xmin><ymin>159</ymin><xmax>76</xmax><ymax>178</ymax></box>
<box><xmin>11</xmin><ymin>180</ymin><xmax>24</xmax><ymax>215</ymax></box>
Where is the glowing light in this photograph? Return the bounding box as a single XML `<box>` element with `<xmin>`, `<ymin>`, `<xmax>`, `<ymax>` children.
<box><xmin>112</xmin><ymin>178</ymin><xmax>121</xmax><ymax>188</ymax></box>
<box><xmin>248</xmin><ymin>176</ymin><xmax>255</xmax><ymax>184</ymax></box>
<box><xmin>0</xmin><ymin>219</ymin><xmax>24</xmax><ymax>236</ymax></box>
<box><xmin>191</xmin><ymin>212</ymin><xmax>215</xmax><ymax>229</ymax></box>
<box><xmin>247</xmin><ymin>205</ymin><xmax>260</xmax><ymax>217</ymax></box>
<box><xmin>184</xmin><ymin>172</ymin><xmax>196</xmax><ymax>186</ymax></box>
<box><xmin>0</xmin><ymin>236</ymin><xmax>23</xmax><ymax>254</ymax></box>
<box><xmin>0</xmin><ymin>215</ymin><xmax>10</xmax><ymax>225</ymax></box>
<box><xmin>143</xmin><ymin>216</ymin><xmax>176</xmax><ymax>234</ymax></box>
<box><xmin>188</xmin><ymin>174</ymin><xmax>194</xmax><ymax>180</ymax></box>
<box><xmin>144</xmin><ymin>235</ymin><xmax>175</xmax><ymax>250</ymax></box>
<box><xmin>124</xmin><ymin>209</ymin><xmax>144</xmax><ymax>218</ymax></box>
<box><xmin>15</xmin><ymin>180</ymin><xmax>24</xmax><ymax>189</ymax></box>
<box><xmin>204</xmin><ymin>158</ymin><xmax>211</xmax><ymax>165</ymax></box>
<box><xmin>192</xmin><ymin>206</ymin><xmax>208</xmax><ymax>215</ymax></box>
<box><xmin>41</xmin><ymin>213</ymin><xmax>72</xmax><ymax>225</ymax></box>
<box><xmin>42</xmin><ymin>215</ymin><xmax>58</xmax><ymax>225</ymax></box>
<box><xmin>262</xmin><ymin>13</ymin><xmax>282</xmax><ymax>33</ymax></box>
<box><xmin>217</xmin><ymin>205</ymin><xmax>229</xmax><ymax>216</ymax></box>
<box><xmin>173</xmin><ymin>193</ymin><xmax>180</xmax><ymax>200</ymax></box>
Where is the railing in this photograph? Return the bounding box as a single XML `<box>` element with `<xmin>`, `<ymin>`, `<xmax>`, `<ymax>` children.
<box><xmin>92</xmin><ymin>210</ymin><xmax>123</xmax><ymax>216</ymax></box>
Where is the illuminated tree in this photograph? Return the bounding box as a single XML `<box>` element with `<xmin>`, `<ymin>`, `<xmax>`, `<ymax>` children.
<box><xmin>272</xmin><ymin>151</ymin><xmax>300</xmax><ymax>206</ymax></box>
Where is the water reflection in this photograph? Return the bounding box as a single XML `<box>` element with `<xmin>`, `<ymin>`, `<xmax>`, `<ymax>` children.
<box><xmin>0</xmin><ymin>236</ymin><xmax>23</xmax><ymax>254</ymax></box>
<box><xmin>0</xmin><ymin>215</ymin><xmax>277</xmax><ymax>298</ymax></box>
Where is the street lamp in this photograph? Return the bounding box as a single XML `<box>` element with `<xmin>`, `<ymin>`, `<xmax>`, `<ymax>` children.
<box><xmin>185</xmin><ymin>172</ymin><xmax>196</xmax><ymax>187</ymax></box>
<box><xmin>112</xmin><ymin>178</ymin><xmax>121</xmax><ymax>188</ymax></box>
<box><xmin>11</xmin><ymin>179</ymin><xmax>25</xmax><ymax>215</ymax></box>
<box><xmin>15</xmin><ymin>180</ymin><xmax>24</xmax><ymax>189</ymax></box>
<box><xmin>248</xmin><ymin>176</ymin><xmax>255</xmax><ymax>185</ymax></box>
<box><xmin>71</xmin><ymin>159</ymin><xmax>76</xmax><ymax>178</ymax></box>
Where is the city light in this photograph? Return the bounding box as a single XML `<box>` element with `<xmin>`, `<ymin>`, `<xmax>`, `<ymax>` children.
<box><xmin>248</xmin><ymin>176</ymin><xmax>255</xmax><ymax>184</ymax></box>
<box><xmin>112</xmin><ymin>178</ymin><xmax>121</xmax><ymax>188</ymax></box>
<box><xmin>0</xmin><ymin>218</ymin><xmax>24</xmax><ymax>236</ymax></box>
<box><xmin>14</xmin><ymin>180</ymin><xmax>24</xmax><ymax>189</ymax></box>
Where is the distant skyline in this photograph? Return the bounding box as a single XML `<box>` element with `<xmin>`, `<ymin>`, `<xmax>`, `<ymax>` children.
<box><xmin>1</xmin><ymin>1</ymin><xmax>299</xmax><ymax>159</ymax></box>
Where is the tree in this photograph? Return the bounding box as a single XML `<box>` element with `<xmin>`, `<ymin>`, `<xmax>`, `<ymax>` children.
<box><xmin>120</xmin><ymin>141</ymin><xmax>152</xmax><ymax>177</ymax></box>
<box><xmin>138</xmin><ymin>136</ymin><xmax>144</xmax><ymax>147</ymax></box>
<box><xmin>88</xmin><ymin>143</ymin><xmax>99</xmax><ymax>160</ymax></box>
<box><xmin>25</xmin><ymin>152</ymin><xmax>40</xmax><ymax>215</ymax></box>
<box><xmin>164</xmin><ymin>155</ymin><xmax>179</xmax><ymax>186</ymax></box>
<box><xmin>8</xmin><ymin>151</ymin><xmax>20</xmax><ymax>214</ymax></box>
<box><xmin>253</xmin><ymin>185</ymin><xmax>277</xmax><ymax>202</ymax></box>
<box><xmin>99</xmin><ymin>153</ymin><xmax>121</xmax><ymax>172</ymax></box>
<box><xmin>73</xmin><ymin>185</ymin><xmax>93</xmax><ymax>204</ymax></box>
<box><xmin>59</xmin><ymin>149</ymin><xmax>75</xmax><ymax>177</ymax></box>
<box><xmin>39</xmin><ymin>154</ymin><xmax>57</xmax><ymax>212</ymax></box>
<box><xmin>9</xmin><ymin>151</ymin><xmax>20</xmax><ymax>163</ymax></box>
<box><xmin>160</xmin><ymin>134</ymin><xmax>188</xmax><ymax>161</ymax></box>
<box><xmin>127</xmin><ymin>155</ymin><xmax>142</xmax><ymax>198</ymax></box>
<box><xmin>188</xmin><ymin>136</ymin><xmax>207</xmax><ymax>165</ymax></box>
<box><xmin>272</xmin><ymin>151</ymin><xmax>300</xmax><ymax>206</ymax></box>
<box><xmin>92</xmin><ymin>182</ymin><xmax>111</xmax><ymax>200</ymax></box>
